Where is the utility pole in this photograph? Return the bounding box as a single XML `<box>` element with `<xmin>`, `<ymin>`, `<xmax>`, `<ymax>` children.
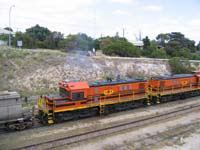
<box><xmin>122</xmin><ymin>28</ymin><xmax>125</xmax><ymax>38</ymax></box>
<box><xmin>9</xmin><ymin>5</ymin><xmax>15</xmax><ymax>47</ymax></box>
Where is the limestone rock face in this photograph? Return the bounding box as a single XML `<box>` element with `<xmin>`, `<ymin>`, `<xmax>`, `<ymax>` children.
<box><xmin>9</xmin><ymin>55</ymin><xmax>171</xmax><ymax>93</ymax></box>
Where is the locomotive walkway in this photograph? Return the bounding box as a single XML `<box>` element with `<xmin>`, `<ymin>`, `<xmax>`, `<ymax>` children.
<box><xmin>14</xmin><ymin>103</ymin><xmax>200</xmax><ymax>150</ymax></box>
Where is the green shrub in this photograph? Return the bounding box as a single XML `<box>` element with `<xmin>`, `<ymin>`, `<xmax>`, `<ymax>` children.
<box><xmin>191</xmin><ymin>54</ymin><xmax>200</xmax><ymax>60</ymax></box>
<box><xmin>102</xmin><ymin>38</ymin><xmax>141</xmax><ymax>57</ymax></box>
<box><xmin>169</xmin><ymin>57</ymin><xmax>195</xmax><ymax>74</ymax></box>
<box><xmin>151</xmin><ymin>49</ymin><xmax>168</xmax><ymax>58</ymax></box>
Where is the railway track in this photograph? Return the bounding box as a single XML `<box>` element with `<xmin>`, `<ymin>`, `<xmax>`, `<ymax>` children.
<box><xmin>111</xmin><ymin>121</ymin><xmax>200</xmax><ymax>150</ymax></box>
<box><xmin>14</xmin><ymin>103</ymin><xmax>200</xmax><ymax>150</ymax></box>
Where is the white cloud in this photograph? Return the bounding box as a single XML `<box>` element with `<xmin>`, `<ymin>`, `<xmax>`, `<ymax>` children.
<box><xmin>134</xmin><ymin>17</ymin><xmax>200</xmax><ymax>43</ymax></box>
<box><xmin>0</xmin><ymin>0</ymin><xmax>96</xmax><ymax>34</ymax></box>
<box><xmin>188</xmin><ymin>19</ymin><xmax>200</xmax><ymax>28</ymax></box>
<box><xmin>114</xmin><ymin>9</ymin><xmax>130</xmax><ymax>15</ymax></box>
<box><xmin>111</xmin><ymin>0</ymin><xmax>134</xmax><ymax>4</ymax></box>
<box><xmin>143</xmin><ymin>5</ymin><xmax>163</xmax><ymax>12</ymax></box>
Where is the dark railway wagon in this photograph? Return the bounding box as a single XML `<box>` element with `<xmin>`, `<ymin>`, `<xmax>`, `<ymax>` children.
<box><xmin>0</xmin><ymin>91</ymin><xmax>32</xmax><ymax>130</ymax></box>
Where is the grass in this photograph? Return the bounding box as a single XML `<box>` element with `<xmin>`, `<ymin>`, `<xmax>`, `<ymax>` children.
<box><xmin>0</xmin><ymin>46</ymin><xmax>67</xmax><ymax>96</ymax></box>
<box><xmin>0</xmin><ymin>46</ymin><xmax>67</xmax><ymax>60</ymax></box>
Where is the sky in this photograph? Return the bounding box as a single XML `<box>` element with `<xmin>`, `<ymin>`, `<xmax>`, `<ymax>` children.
<box><xmin>0</xmin><ymin>0</ymin><xmax>200</xmax><ymax>43</ymax></box>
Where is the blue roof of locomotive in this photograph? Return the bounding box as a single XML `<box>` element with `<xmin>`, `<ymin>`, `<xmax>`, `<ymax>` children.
<box><xmin>151</xmin><ymin>74</ymin><xmax>194</xmax><ymax>80</ymax></box>
<box><xmin>89</xmin><ymin>78</ymin><xmax>146</xmax><ymax>87</ymax></box>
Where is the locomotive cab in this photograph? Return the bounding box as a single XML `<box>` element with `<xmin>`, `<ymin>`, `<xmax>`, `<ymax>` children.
<box><xmin>59</xmin><ymin>81</ymin><xmax>89</xmax><ymax>101</ymax></box>
<box><xmin>38</xmin><ymin>81</ymin><xmax>90</xmax><ymax>124</ymax></box>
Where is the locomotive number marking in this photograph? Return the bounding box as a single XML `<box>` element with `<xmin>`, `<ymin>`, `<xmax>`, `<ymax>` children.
<box><xmin>104</xmin><ymin>90</ymin><xmax>114</xmax><ymax>95</ymax></box>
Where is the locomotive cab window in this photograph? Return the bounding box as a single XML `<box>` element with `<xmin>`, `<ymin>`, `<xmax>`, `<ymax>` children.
<box><xmin>72</xmin><ymin>92</ymin><xmax>84</xmax><ymax>100</ymax></box>
<box><xmin>59</xmin><ymin>88</ymin><xmax>70</xmax><ymax>97</ymax></box>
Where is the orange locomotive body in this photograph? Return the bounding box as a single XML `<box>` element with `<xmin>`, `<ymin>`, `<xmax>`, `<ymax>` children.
<box><xmin>149</xmin><ymin>73</ymin><xmax>200</xmax><ymax>104</ymax></box>
<box><xmin>38</xmin><ymin>79</ymin><xmax>148</xmax><ymax>124</ymax></box>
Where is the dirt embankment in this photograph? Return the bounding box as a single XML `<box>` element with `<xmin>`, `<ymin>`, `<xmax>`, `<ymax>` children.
<box><xmin>1</xmin><ymin>47</ymin><xmax>200</xmax><ymax>96</ymax></box>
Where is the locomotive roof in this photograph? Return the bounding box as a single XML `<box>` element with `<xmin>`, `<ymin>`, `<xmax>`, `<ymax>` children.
<box><xmin>67</xmin><ymin>81</ymin><xmax>89</xmax><ymax>90</ymax></box>
<box><xmin>89</xmin><ymin>78</ymin><xmax>146</xmax><ymax>87</ymax></box>
<box><xmin>45</xmin><ymin>94</ymin><xmax>65</xmax><ymax>99</ymax></box>
<box><xmin>151</xmin><ymin>74</ymin><xmax>194</xmax><ymax>80</ymax></box>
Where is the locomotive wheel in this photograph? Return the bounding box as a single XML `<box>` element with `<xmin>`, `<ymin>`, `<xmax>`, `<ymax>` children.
<box><xmin>5</xmin><ymin>122</ymin><xmax>31</xmax><ymax>131</ymax></box>
<box><xmin>180</xmin><ymin>93</ymin><xmax>186</xmax><ymax>99</ymax></box>
<box><xmin>15</xmin><ymin>123</ymin><xmax>26</xmax><ymax>131</ymax></box>
<box><xmin>41</xmin><ymin>115</ymin><xmax>48</xmax><ymax>125</ymax></box>
<box><xmin>5</xmin><ymin>123</ymin><xmax>16</xmax><ymax>131</ymax></box>
<box><xmin>24</xmin><ymin>121</ymin><xmax>33</xmax><ymax>129</ymax></box>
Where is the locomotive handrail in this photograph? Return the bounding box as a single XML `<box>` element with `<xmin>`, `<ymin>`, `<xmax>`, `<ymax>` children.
<box><xmin>150</xmin><ymin>83</ymin><xmax>197</xmax><ymax>94</ymax></box>
<box><xmin>53</xmin><ymin>100</ymin><xmax>56</xmax><ymax>109</ymax></box>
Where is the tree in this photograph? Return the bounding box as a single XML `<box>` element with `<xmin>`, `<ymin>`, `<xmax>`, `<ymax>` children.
<box><xmin>156</xmin><ymin>33</ymin><xmax>169</xmax><ymax>46</ymax></box>
<box><xmin>142</xmin><ymin>38</ymin><xmax>161</xmax><ymax>57</ymax></box>
<box><xmin>0</xmin><ymin>34</ymin><xmax>8</xmax><ymax>41</ymax></box>
<box><xmin>172</xmin><ymin>48</ymin><xmax>192</xmax><ymax>59</ymax></box>
<box><xmin>151</xmin><ymin>48</ymin><xmax>168</xmax><ymax>59</ymax></box>
<box><xmin>45</xmin><ymin>31</ymin><xmax>64</xmax><ymax>49</ymax></box>
<box><xmin>57</xmin><ymin>33</ymin><xmax>94</xmax><ymax>51</ymax></box>
<box><xmin>13</xmin><ymin>32</ymin><xmax>35</xmax><ymax>48</ymax></box>
<box><xmin>102</xmin><ymin>37</ymin><xmax>140</xmax><ymax>57</ymax></box>
<box><xmin>76</xmin><ymin>33</ymin><xmax>94</xmax><ymax>50</ymax></box>
<box><xmin>26</xmin><ymin>24</ymin><xmax>51</xmax><ymax>41</ymax></box>
<box><xmin>0</xmin><ymin>27</ymin><xmax>13</xmax><ymax>44</ymax></box>
<box><xmin>142</xmin><ymin>36</ymin><xmax>150</xmax><ymax>49</ymax></box>
<box><xmin>191</xmin><ymin>54</ymin><xmax>200</xmax><ymax>60</ymax></box>
<box><xmin>156</xmin><ymin>32</ymin><xmax>197</xmax><ymax>57</ymax></box>
<box><xmin>169</xmin><ymin>32</ymin><xmax>185</xmax><ymax>41</ymax></box>
<box><xmin>94</xmin><ymin>39</ymin><xmax>100</xmax><ymax>50</ymax></box>
<box><xmin>99</xmin><ymin>36</ymin><xmax>113</xmax><ymax>50</ymax></box>
<box><xmin>165</xmin><ymin>40</ymin><xmax>182</xmax><ymax>56</ymax></box>
<box><xmin>197</xmin><ymin>41</ymin><xmax>200</xmax><ymax>51</ymax></box>
<box><xmin>52</xmin><ymin>31</ymin><xmax>64</xmax><ymax>48</ymax></box>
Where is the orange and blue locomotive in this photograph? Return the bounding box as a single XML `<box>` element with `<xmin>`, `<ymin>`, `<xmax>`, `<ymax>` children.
<box><xmin>37</xmin><ymin>78</ymin><xmax>148</xmax><ymax>124</ymax></box>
